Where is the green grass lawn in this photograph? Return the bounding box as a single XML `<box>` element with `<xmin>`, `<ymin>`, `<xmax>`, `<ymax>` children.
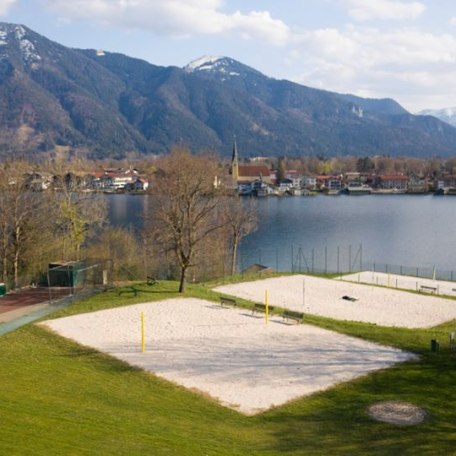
<box><xmin>1</xmin><ymin>280</ymin><xmax>456</xmax><ymax>455</ymax></box>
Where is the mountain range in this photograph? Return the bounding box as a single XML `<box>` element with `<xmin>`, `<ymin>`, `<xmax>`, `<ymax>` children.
<box><xmin>0</xmin><ymin>22</ymin><xmax>455</xmax><ymax>159</ymax></box>
<box><xmin>417</xmin><ymin>107</ymin><xmax>456</xmax><ymax>128</ymax></box>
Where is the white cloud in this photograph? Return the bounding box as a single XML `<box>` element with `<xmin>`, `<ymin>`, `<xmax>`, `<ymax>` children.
<box><xmin>289</xmin><ymin>25</ymin><xmax>456</xmax><ymax>111</ymax></box>
<box><xmin>0</xmin><ymin>0</ymin><xmax>16</xmax><ymax>15</ymax></box>
<box><xmin>40</xmin><ymin>0</ymin><xmax>456</xmax><ymax>110</ymax></box>
<box><xmin>346</xmin><ymin>0</ymin><xmax>426</xmax><ymax>21</ymax></box>
<box><xmin>45</xmin><ymin>0</ymin><xmax>290</xmax><ymax>45</ymax></box>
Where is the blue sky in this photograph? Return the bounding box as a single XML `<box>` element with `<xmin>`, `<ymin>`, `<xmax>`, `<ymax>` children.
<box><xmin>2</xmin><ymin>0</ymin><xmax>456</xmax><ymax>112</ymax></box>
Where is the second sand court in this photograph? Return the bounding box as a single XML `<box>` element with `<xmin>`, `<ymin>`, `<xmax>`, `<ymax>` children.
<box><xmin>214</xmin><ymin>274</ymin><xmax>456</xmax><ymax>328</ymax></box>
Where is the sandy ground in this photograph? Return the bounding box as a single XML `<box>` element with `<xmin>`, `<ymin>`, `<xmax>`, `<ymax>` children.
<box><xmin>41</xmin><ymin>298</ymin><xmax>414</xmax><ymax>415</ymax></box>
<box><xmin>343</xmin><ymin>271</ymin><xmax>456</xmax><ymax>297</ymax></box>
<box><xmin>214</xmin><ymin>275</ymin><xmax>456</xmax><ymax>328</ymax></box>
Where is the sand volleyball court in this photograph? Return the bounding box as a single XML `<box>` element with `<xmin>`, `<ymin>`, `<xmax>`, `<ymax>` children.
<box><xmin>343</xmin><ymin>271</ymin><xmax>456</xmax><ymax>297</ymax></box>
<box><xmin>214</xmin><ymin>275</ymin><xmax>456</xmax><ymax>328</ymax></box>
<box><xmin>41</xmin><ymin>298</ymin><xmax>414</xmax><ymax>415</ymax></box>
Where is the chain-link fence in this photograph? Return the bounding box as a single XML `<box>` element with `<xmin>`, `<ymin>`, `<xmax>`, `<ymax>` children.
<box><xmin>236</xmin><ymin>244</ymin><xmax>456</xmax><ymax>283</ymax></box>
<box><xmin>46</xmin><ymin>259</ymin><xmax>113</xmax><ymax>304</ymax></box>
<box><xmin>66</xmin><ymin>244</ymin><xmax>455</xmax><ymax>287</ymax></box>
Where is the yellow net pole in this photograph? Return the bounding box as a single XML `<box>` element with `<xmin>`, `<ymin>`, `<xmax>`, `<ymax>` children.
<box><xmin>265</xmin><ymin>289</ymin><xmax>269</xmax><ymax>324</ymax></box>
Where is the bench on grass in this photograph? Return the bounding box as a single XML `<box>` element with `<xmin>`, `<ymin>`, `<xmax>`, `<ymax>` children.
<box><xmin>282</xmin><ymin>310</ymin><xmax>304</xmax><ymax>323</ymax></box>
<box><xmin>420</xmin><ymin>285</ymin><xmax>437</xmax><ymax>294</ymax></box>
<box><xmin>220</xmin><ymin>296</ymin><xmax>237</xmax><ymax>307</ymax></box>
<box><xmin>147</xmin><ymin>276</ymin><xmax>157</xmax><ymax>286</ymax></box>
<box><xmin>118</xmin><ymin>286</ymin><xmax>138</xmax><ymax>297</ymax></box>
<box><xmin>252</xmin><ymin>302</ymin><xmax>275</xmax><ymax>315</ymax></box>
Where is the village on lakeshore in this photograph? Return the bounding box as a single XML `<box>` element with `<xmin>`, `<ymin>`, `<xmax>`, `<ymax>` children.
<box><xmin>21</xmin><ymin>140</ymin><xmax>456</xmax><ymax>197</ymax></box>
<box><xmin>21</xmin><ymin>161</ymin><xmax>456</xmax><ymax>197</ymax></box>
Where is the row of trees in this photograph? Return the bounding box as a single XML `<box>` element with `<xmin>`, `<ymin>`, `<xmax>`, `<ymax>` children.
<box><xmin>0</xmin><ymin>161</ymin><xmax>107</xmax><ymax>288</ymax></box>
<box><xmin>251</xmin><ymin>155</ymin><xmax>456</xmax><ymax>177</ymax></box>
<box><xmin>0</xmin><ymin>148</ymin><xmax>257</xmax><ymax>293</ymax></box>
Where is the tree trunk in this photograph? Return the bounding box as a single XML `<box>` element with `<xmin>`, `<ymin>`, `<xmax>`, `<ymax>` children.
<box><xmin>13</xmin><ymin>226</ymin><xmax>20</xmax><ymax>289</ymax></box>
<box><xmin>231</xmin><ymin>238</ymin><xmax>239</xmax><ymax>275</ymax></box>
<box><xmin>2</xmin><ymin>230</ymin><xmax>7</xmax><ymax>284</ymax></box>
<box><xmin>179</xmin><ymin>266</ymin><xmax>187</xmax><ymax>293</ymax></box>
<box><xmin>13</xmin><ymin>250</ymin><xmax>19</xmax><ymax>289</ymax></box>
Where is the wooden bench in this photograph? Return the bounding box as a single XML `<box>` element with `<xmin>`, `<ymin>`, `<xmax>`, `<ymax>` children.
<box><xmin>118</xmin><ymin>286</ymin><xmax>138</xmax><ymax>297</ymax></box>
<box><xmin>420</xmin><ymin>285</ymin><xmax>437</xmax><ymax>294</ymax></box>
<box><xmin>252</xmin><ymin>302</ymin><xmax>275</xmax><ymax>315</ymax></box>
<box><xmin>220</xmin><ymin>296</ymin><xmax>237</xmax><ymax>307</ymax></box>
<box><xmin>147</xmin><ymin>276</ymin><xmax>157</xmax><ymax>286</ymax></box>
<box><xmin>282</xmin><ymin>310</ymin><xmax>304</xmax><ymax>323</ymax></box>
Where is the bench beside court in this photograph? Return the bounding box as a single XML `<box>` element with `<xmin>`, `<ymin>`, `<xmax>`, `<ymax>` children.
<box><xmin>219</xmin><ymin>296</ymin><xmax>304</xmax><ymax>323</ymax></box>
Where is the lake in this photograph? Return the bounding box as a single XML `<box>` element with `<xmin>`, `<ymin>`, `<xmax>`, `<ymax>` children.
<box><xmin>107</xmin><ymin>194</ymin><xmax>456</xmax><ymax>277</ymax></box>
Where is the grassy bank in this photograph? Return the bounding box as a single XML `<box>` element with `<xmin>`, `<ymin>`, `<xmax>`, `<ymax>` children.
<box><xmin>1</xmin><ymin>280</ymin><xmax>456</xmax><ymax>455</ymax></box>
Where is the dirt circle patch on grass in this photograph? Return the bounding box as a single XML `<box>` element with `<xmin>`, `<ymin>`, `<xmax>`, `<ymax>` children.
<box><xmin>367</xmin><ymin>401</ymin><xmax>426</xmax><ymax>426</ymax></box>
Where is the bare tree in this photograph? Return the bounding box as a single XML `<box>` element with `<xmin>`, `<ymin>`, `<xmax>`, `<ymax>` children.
<box><xmin>44</xmin><ymin>169</ymin><xmax>107</xmax><ymax>261</ymax></box>
<box><xmin>148</xmin><ymin>147</ymin><xmax>226</xmax><ymax>292</ymax></box>
<box><xmin>223</xmin><ymin>197</ymin><xmax>258</xmax><ymax>275</ymax></box>
<box><xmin>0</xmin><ymin>162</ymin><xmax>51</xmax><ymax>288</ymax></box>
<box><xmin>85</xmin><ymin>226</ymin><xmax>141</xmax><ymax>281</ymax></box>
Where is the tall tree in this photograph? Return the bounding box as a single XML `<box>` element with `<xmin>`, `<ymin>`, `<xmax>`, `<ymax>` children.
<box><xmin>0</xmin><ymin>162</ymin><xmax>49</xmax><ymax>288</ymax></box>
<box><xmin>356</xmin><ymin>156</ymin><xmax>374</xmax><ymax>173</ymax></box>
<box><xmin>52</xmin><ymin>171</ymin><xmax>107</xmax><ymax>260</ymax></box>
<box><xmin>276</xmin><ymin>156</ymin><xmax>286</xmax><ymax>182</ymax></box>
<box><xmin>223</xmin><ymin>197</ymin><xmax>258</xmax><ymax>275</ymax></box>
<box><xmin>149</xmin><ymin>147</ymin><xmax>226</xmax><ymax>292</ymax></box>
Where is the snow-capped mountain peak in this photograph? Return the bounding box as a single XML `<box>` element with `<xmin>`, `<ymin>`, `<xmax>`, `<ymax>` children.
<box><xmin>0</xmin><ymin>23</ymin><xmax>42</xmax><ymax>64</ymax></box>
<box><xmin>183</xmin><ymin>55</ymin><xmax>267</xmax><ymax>84</ymax></box>
<box><xmin>184</xmin><ymin>55</ymin><xmax>223</xmax><ymax>72</ymax></box>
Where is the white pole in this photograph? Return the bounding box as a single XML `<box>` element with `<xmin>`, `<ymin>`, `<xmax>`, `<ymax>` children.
<box><xmin>303</xmin><ymin>278</ymin><xmax>305</xmax><ymax>311</ymax></box>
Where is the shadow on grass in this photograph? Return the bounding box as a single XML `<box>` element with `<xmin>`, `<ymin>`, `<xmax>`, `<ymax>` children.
<box><xmin>59</xmin><ymin>339</ymin><xmax>145</xmax><ymax>374</ymax></box>
<box><xmin>258</xmin><ymin>353</ymin><xmax>456</xmax><ymax>454</ymax></box>
<box><xmin>116</xmin><ymin>285</ymin><xmax>179</xmax><ymax>296</ymax></box>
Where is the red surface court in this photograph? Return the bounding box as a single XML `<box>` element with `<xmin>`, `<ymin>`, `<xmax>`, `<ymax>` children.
<box><xmin>0</xmin><ymin>287</ymin><xmax>71</xmax><ymax>317</ymax></box>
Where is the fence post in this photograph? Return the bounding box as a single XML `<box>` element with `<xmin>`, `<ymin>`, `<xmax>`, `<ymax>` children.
<box><xmin>360</xmin><ymin>243</ymin><xmax>362</xmax><ymax>271</ymax></box>
<box><xmin>337</xmin><ymin>246</ymin><xmax>340</xmax><ymax>275</ymax></box>
<box><xmin>325</xmin><ymin>246</ymin><xmax>327</xmax><ymax>274</ymax></box>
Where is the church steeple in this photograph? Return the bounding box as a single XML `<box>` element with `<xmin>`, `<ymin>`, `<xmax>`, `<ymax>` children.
<box><xmin>231</xmin><ymin>135</ymin><xmax>239</xmax><ymax>181</ymax></box>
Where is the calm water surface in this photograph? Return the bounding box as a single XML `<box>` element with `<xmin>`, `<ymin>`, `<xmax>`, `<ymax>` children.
<box><xmin>107</xmin><ymin>194</ymin><xmax>456</xmax><ymax>272</ymax></box>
